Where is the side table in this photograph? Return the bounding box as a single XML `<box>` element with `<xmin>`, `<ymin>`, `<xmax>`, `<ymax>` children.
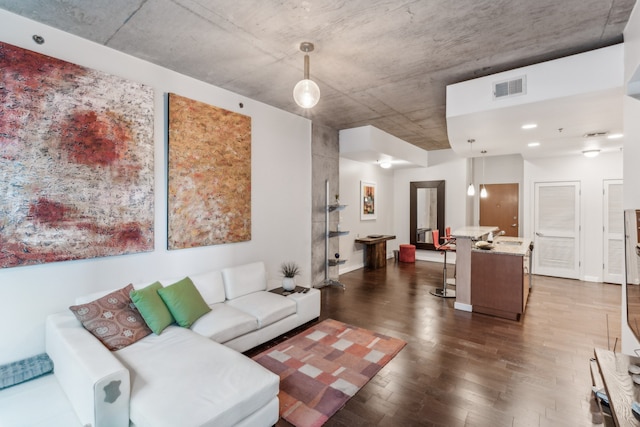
<box><xmin>269</xmin><ymin>286</ymin><xmax>308</xmax><ymax>296</ymax></box>
<box><xmin>269</xmin><ymin>286</ymin><xmax>320</xmax><ymax>320</ymax></box>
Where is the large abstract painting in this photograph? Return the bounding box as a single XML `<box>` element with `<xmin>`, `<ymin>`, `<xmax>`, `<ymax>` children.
<box><xmin>167</xmin><ymin>93</ymin><xmax>251</xmax><ymax>249</ymax></box>
<box><xmin>0</xmin><ymin>41</ymin><xmax>154</xmax><ymax>268</ymax></box>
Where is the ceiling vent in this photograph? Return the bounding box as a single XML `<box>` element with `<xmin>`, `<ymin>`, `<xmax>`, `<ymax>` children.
<box><xmin>583</xmin><ymin>131</ymin><xmax>608</xmax><ymax>138</ymax></box>
<box><xmin>493</xmin><ymin>75</ymin><xmax>526</xmax><ymax>100</ymax></box>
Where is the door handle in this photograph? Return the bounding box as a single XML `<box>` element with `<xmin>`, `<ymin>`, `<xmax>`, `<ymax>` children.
<box><xmin>511</xmin><ymin>224</ymin><xmax>517</xmax><ymax>227</ymax></box>
<box><xmin>536</xmin><ymin>232</ymin><xmax>544</xmax><ymax>237</ymax></box>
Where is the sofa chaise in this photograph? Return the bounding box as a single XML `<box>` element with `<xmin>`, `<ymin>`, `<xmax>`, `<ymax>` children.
<box><xmin>40</xmin><ymin>261</ymin><xmax>320</xmax><ymax>427</ymax></box>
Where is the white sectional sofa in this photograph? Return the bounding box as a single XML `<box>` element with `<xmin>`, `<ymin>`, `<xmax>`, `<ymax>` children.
<box><xmin>41</xmin><ymin>261</ymin><xmax>320</xmax><ymax>427</ymax></box>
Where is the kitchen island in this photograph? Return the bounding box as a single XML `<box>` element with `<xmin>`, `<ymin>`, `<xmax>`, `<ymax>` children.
<box><xmin>471</xmin><ymin>236</ymin><xmax>532</xmax><ymax>320</ymax></box>
<box><xmin>451</xmin><ymin>227</ymin><xmax>532</xmax><ymax>320</ymax></box>
<box><xmin>451</xmin><ymin>226</ymin><xmax>499</xmax><ymax>312</ymax></box>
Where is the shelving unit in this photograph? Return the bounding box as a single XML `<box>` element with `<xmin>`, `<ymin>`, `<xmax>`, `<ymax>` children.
<box><xmin>323</xmin><ymin>179</ymin><xmax>348</xmax><ymax>289</ymax></box>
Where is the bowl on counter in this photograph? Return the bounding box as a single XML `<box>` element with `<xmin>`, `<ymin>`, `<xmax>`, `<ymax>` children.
<box><xmin>475</xmin><ymin>241</ymin><xmax>493</xmax><ymax>250</ymax></box>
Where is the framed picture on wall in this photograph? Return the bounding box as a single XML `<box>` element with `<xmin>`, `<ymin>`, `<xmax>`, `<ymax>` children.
<box><xmin>360</xmin><ymin>181</ymin><xmax>377</xmax><ymax>220</ymax></box>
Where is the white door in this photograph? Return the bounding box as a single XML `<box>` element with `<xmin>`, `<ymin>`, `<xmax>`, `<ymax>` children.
<box><xmin>604</xmin><ymin>180</ymin><xmax>624</xmax><ymax>284</ymax></box>
<box><xmin>534</xmin><ymin>182</ymin><xmax>581</xmax><ymax>279</ymax></box>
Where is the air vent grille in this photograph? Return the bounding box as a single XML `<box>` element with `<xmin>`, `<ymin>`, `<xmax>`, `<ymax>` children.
<box><xmin>493</xmin><ymin>75</ymin><xmax>526</xmax><ymax>100</ymax></box>
<box><xmin>583</xmin><ymin>131</ymin><xmax>608</xmax><ymax>138</ymax></box>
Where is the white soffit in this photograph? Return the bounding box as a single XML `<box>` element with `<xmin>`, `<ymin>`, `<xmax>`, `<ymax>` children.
<box><xmin>446</xmin><ymin>44</ymin><xmax>624</xmax><ymax>159</ymax></box>
<box><xmin>339</xmin><ymin>125</ymin><xmax>430</xmax><ymax>169</ymax></box>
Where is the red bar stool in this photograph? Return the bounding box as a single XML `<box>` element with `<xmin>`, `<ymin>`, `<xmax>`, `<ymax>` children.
<box><xmin>430</xmin><ymin>229</ymin><xmax>456</xmax><ymax>298</ymax></box>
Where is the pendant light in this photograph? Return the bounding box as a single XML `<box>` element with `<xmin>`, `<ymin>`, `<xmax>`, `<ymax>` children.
<box><xmin>293</xmin><ymin>42</ymin><xmax>320</xmax><ymax>108</ymax></box>
<box><xmin>480</xmin><ymin>150</ymin><xmax>488</xmax><ymax>198</ymax></box>
<box><xmin>467</xmin><ymin>139</ymin><xmax>475</xmax><ymax>196</ymax></box>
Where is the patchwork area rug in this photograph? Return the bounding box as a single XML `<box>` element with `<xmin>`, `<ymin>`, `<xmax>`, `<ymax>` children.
<box><xmin>252</xmin><ymin>318</ymin><xmax>406</xmax><ymax>427</ymax></box>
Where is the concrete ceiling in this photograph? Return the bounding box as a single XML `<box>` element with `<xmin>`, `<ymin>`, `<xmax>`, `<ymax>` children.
<box><xmin>0</xmin><ymin>0</ymin><xmax>635</xmax><ymax>152</ymax></box>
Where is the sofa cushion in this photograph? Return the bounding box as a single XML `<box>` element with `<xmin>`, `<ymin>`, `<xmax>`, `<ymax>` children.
<box><xmin>157</xmin><ymin>277</ymin><xmax>211</xmax><ymax>328</ymax></box>
<box><xmin>189</xmin><ymin>270</ymin><xmax>226</xmax><ymax>305</ymax></box>
<box><xmin>190</xmin><ymin>303</ymin><xmax>258</xmax><ymax>343</ymax></box>
<box><xmin>221</xmin><ymin>262</ymin><xmax>267</xmax><ymax>300</ymax></box>
<box><xmin>114</xmin><ymin>326</ymin><xmax>279</xmax><ymax>427</ymax></box>
<box><xmin>130</xmin><ymin>282</ymin><xmax>175</xmax><ymax>335</ymax></box>
<box><xmin>225</xmin><ymin>291</ymin><xmax>296</xmax><ymax>328</ymax></box>
<box><xmin>69</xmin><ymin>284</ymin><xmax>152</xmax><ymax>351</ymax></box>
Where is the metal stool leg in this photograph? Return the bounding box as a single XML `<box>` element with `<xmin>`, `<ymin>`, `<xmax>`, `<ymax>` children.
<box><xmin>430</xmin><ymin>249</ymin><xmax>456</xmax><ymax>298</ymax></box>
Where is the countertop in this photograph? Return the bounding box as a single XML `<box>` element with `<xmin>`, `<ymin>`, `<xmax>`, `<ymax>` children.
<box><xmin>451</xmin><ymin>226</ymin><xmax>499</xmax><ymax>239</ymax></box>
<box><xmin>473</xmin><ymin>236</ymin><xmax>531</xmax><ymax>256</ymax></box>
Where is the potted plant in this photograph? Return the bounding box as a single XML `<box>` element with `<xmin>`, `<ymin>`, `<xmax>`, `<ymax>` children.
<box><xmin>280</xmin><ymin>262</ymin><xmax>300</xmax><ymax>291</ymax></box>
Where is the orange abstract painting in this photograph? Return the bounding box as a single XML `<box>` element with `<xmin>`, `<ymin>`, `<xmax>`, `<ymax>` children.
<box><xmin>167</xmin><ymin>93</ymin><xmax>251</xmax><ymax>249</ymax></box>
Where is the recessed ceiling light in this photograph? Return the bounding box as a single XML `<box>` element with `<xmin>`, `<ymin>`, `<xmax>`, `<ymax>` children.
<box><xmin>521</xmin><ymin>123</ymin><xmax>537</xmax><ymax>130</ymax></box>
<box><xmin>607</xmin><ymin>133</ymin><xmax>623</xmax><ymax>139</ymax></box>
<box><xmin>582</xmin><ymin>149</ymin><xmax>601</xmax><ymax>158</ymax></box>
<box><xmin>528</xmin><ymin>142</ymin><xmax>540</xmax><ymax>147</ymax></box>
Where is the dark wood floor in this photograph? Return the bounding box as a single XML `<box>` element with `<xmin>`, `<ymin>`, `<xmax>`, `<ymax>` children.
<box><xmin>254</xmin><ymin>259</ymin><xmax>622</xmax><ymax>427</ymax></box>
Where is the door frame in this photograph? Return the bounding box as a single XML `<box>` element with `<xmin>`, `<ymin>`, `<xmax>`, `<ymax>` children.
<box><xmin>533</xmin><ymin>181</ymin><xmax>581</xmax><ymax>279</ymax></box>
<box><xmin>603</xmin><ymin>179</ymin><xmax>624</xmax><ymax>284</ymax></box>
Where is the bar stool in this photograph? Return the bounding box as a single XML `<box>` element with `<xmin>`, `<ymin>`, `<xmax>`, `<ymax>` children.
<box><xmin>444</xmin><ymin>227</ymin><xmax>456</xmax><ymax>287</ymax></box>
<box><xmin>430</xmin><ymin>229</ymin><xmax>456</xmax><ymax>298</ymax></box>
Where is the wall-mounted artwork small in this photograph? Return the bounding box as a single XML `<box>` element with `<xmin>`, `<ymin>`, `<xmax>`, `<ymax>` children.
<box><xmin>360</xmin><ymin>181</ymin><xmax>377</xmax><ymax>220</ymax></box>
<box><xmin>167</xmin><ymin>93</ymin><xmax>252</xmax><ymax>249</ymax></box>
<box><xmin>0</xmin><ymin>41</ymin><xmax>154</xmax><ymax>268</ymax></box>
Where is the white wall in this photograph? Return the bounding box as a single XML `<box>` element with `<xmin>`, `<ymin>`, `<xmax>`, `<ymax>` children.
<box><xmin>394</xmin><ymin>153</ymin><xmax>468</xmax><ymax>263</ymax></box>
<box><xmin>339</xmin><ymin>138</ymin><xmax>623</xmax><ymax>283</ymax></box>
<box><xmin>0</xmin><ymin>11</ymin><xmax>312</xmax><ymax>364</ymax></box>
<box><xmin>339</xmin><ymin>152</ymin><xmax>467</xmax><ymax>271</ymax></box>
<box><xmin>338</xmin><ymin>158</ymin><xmax>395</xmax><ymax>272</ymax></box>
<box><xmin>447</xmin><ymin>44</ymin><xmax>623</xmax><ymax>117</ymax></box>
<box><xmin>470</xmin><ymin>154</ymin><xmax>524</xmax><ymax>228</ymax></box>
<box><xmin>622</xmin><ymin>4</ymin><xmax>640</xmax><ymax>355</ymax></box>
<box><xmin>523</xmin><ymin>151</ymin><xmax>623</xmax><ymax>282</ymax></box>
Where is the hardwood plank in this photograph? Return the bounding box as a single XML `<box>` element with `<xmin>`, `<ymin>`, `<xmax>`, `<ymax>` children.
<box><xmin>247</xmin><ymin>260</ymin><xmax>620</xmax><ymax>426</ymax></box>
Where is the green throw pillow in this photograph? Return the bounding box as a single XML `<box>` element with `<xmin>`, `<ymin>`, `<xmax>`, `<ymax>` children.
<box><xmin>157</xmin><ymin>277</ymin><xmax>211</xmax><ymax>328</ymax></box>
<box><xmin>130</xmin><ymin>282</ymin><xmax>175</xmax><ymax>335</ymax></box>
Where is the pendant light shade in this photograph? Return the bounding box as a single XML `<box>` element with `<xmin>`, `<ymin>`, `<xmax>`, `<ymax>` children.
<box><xmin>293</xmin><ymin>79</ymin><xmax>320</xmax><ymax>108</ymax></box>
<box><xmin>467</xmin><ymin>183</ymin><xmax>475</xmax><ymax>196</ymax></box>
<box><xmin>467</xmin><ymin>139</ymin><xmax>475</xmax><ymax>196</ymax></box>
<box><xmin>293</xmin><ymin>42</ymin><xmax>320</xmax><ymax>108</ymax></box>
<box><xmin>480</xmin><ymin>150</ymin><xmax>488</xmax><ymax>198</ymax></box>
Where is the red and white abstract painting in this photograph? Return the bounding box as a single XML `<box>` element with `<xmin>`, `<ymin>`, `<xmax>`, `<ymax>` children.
<box><xmin>0</xmin><ymin>41</ymin><xmax>154</xmax><ymax>268</ymax></box>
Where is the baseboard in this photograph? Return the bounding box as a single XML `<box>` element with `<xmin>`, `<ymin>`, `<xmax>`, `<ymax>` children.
<box><xmin>454</xmin><ymin>302</ymin><xmax>472</xmax><ymax>312</ymax></box>
<box><xmin>339</xmin><ymin>263</ymin><xmax>364</xmax><ymax>274</ymax></box>
<box><xmin>415</xmin><ymin>251</ymin><xmax>457</xmax><ymax>264</ymax></box>
<box><xmin>582</xmin><ymin>275</ymin><xmax>601</xmax><ymax>283</ymax></box>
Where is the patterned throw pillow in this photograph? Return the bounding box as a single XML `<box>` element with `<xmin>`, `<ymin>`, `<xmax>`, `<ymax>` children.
<box><xmin>69</xmin><ymin>284</ymin><xmax>152</xmax><ymax>351</ymax></box>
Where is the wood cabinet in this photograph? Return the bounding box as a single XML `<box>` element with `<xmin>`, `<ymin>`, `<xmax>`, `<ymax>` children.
<box><xmin>471</xmin><ymin>250</ymin><xmax>529</xmax><ymax>320</ymax></box>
